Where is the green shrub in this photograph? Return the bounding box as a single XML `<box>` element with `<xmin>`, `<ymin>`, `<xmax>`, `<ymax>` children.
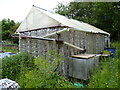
<box><xmin>112</xmin><ymin>42</ymin><xmax>120</xmax><ymax>59</ymax></box>
<box><xmin>18</xmin><ymin>50</ymin><xmax>75</xmax><ymax>88</ymax></box>
<box><xmin>87</xmin><ymin>42</ymin><xmax>119</xmax><ymax>88</ymax></box>
<box><xmin>2</xmin><ymin>52</ymin><xmax>35</xmax><ymax>80</ymax></box>
<box><xmin>87</xmin><ymin>58</ymin><xmax>118</xmax><ymax>88</ymax></box>
<box><xmin>112</xmin><ymin>42</ymin><xmax>120</xmax><ymax>88</ymax></box>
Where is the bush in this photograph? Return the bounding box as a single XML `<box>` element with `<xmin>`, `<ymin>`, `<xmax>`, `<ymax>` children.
<box><xmin>2</xmin><ymin>52</ymin><xmax>35</xmax><ymax>81</ymax></box>
<box><xmin>87</xmin><ymin>58</ymin><xmax>118</xmax><ymax>88</ymax></box>
<box><xmin>87</xmin><ymin>42</ymin><xmax>119</xmax><ymax>88</ymax></box>
<box><xmin>18</xmin><ymin>50</ymin><xmax>75</xmax><ymax>88</ymax></box>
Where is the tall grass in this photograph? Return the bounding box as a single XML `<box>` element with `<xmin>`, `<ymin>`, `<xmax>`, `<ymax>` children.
<box><xmin>0</xmin><ymin>58</ymin><xmax>2</xmax><ymax>79</ymax></box>
<box><xmin>112</xmin><ymin>42</ymin><xmax>120</xmax><ymax>59</ymax></box>
<box><xmin>87</xmin><ymin>42</ymin><xmax>119</xmax><ymax>88</ymax></box>
<box><xmin>2</xmin><ymin>46</ymin><xmax>18</xmax><ymax>53</ymax></box>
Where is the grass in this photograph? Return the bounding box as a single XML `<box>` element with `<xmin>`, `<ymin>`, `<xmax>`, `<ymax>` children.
<box><xmin>0</xmin><ymin>45</ymin><xmax>2</xmax><ymax>51</ymax></box>
<box><xmin>2</xmin><ymin>45</ymin><xmax>18</xmax><ymax>53</ymax></box>
<box><xmin>0</xmin><ymin>58</ymin><xmax>2</xmax><ymax>79</ymax></box>
<box><xmin>1</xmin><ymin>40</ymin><xmax>18</xmax><ymax>53</ymax></box>
<box><xmin>87</xmin><ymin>42</ymin><xmax>119</xmax><ymax>88</ymax></box>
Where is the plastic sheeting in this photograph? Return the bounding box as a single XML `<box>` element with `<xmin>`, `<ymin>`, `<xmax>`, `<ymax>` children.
<box><xmin>16</xmin><ymin>6</ymin><xmax>110</xmax><ymax>35</ymax></box>
<box><xmin>0</xmin><ymin>52</ymin><xmax>16</xmax><ymax>58</ymax></box>
<box><xmin>0</xmin><ymin>78</ymin><xmax>20</xmax><ymax>89</ymax></box>
<box><xmin>70</xmin><ymin>19</ymin><xmax>110</xmax><ymax>35</ymax></box>
<box><xmin>16</xmin><ymin>7</ymin><xmax>61</xmax><ymax>32</ymax></box>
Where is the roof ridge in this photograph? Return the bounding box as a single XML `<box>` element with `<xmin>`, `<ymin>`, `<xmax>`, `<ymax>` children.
<box><xmin>32</xmin><ymin>5</ymin><xmax>55</xmax><ymax>14</ymax></box>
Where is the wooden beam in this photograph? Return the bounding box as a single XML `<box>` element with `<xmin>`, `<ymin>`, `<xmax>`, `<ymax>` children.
<box><xmin>64</xmin><ymin>42</ymin><xmax>84</xmax><ymax>51</ymax></box>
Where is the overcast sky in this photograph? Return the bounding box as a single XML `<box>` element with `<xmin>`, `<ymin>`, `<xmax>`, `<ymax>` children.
<box><xmin>0</xmin><ymin>0</ymin><xmax>71</xmax><ymax>22</ymax></box>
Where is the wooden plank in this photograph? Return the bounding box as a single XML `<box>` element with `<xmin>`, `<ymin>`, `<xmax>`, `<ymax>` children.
<box><xmin>71</xmin><ymin>54</ymin><xmax>96</xmax><ymax>59</ymax></box>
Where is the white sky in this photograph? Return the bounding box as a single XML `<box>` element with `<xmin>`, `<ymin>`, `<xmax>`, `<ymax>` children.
<box><xmin>0</xmin><ymin>0</ymin><xmax>71</xmax><ymax>22</ymax></box>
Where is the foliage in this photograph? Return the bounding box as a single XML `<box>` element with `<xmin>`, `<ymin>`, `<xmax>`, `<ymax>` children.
<box><xmin>87</xmin><ymin>58</ymin><xmax>118</xmax><ymax>88</ymax></box>
<box><xmin>0</xmin><ymin>21</ymin><xmax>2</xmax><ymax>42</ymax></box>
<box><xmin>112</xmin><ymin>42</ymin><xmax>120</xmax><ymax>59</ymax></box>
<box><xmin>0</xmin><ymin>58</ymin><xmax>2</xmax><ymax>79</ymax></box>
<box><xmin>87</xmin><ymin>42</ymin><xmax>119</xmax><ymax>88</ymax></box>
<box><xmin>101</xmin><ymin>50</ymin><xmax>111</xmax><ymax>54</ymax></box>
<box><xmin>1</xmin><ymin>18</ymin><xmax>20</xmax><ymax>43</ymax></box>
<box><xmin>17</xmin><ymin>50</ymin><xmax>75</xmax><ymax>88</ymax></box>
<box><xmin>112</xmin><ymin>42</ymin><xmax>120</xmax><ymax>89</ymax></box>
<box><xmin>1</xmin><ymin>40</ymin><xmax>18</xmax><ymax>53</ymax></box>
<box><xmin>2</xmin><ymin>52</ymin><xmax>35</xmax><ymax>81</ymax></box>
<box><xmin>2</xmin><ymin>45</ymin><xmax>18</xmax><ymax>53</ymax></box>
<box><xmin>54</xmin><ymin>2</ymin><xmax>120</xmax><ymax>41</ymax></box>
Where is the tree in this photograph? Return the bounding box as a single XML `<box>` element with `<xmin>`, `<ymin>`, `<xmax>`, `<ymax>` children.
<box><xmin>54</xmin><ymin>2</ymin><xmax>120</xmax><ymax>41</ymax></box>
<box><xmin>1</xmin><ymin>18</ymin><xmax>20</xmax><ymax>43</ymax></box>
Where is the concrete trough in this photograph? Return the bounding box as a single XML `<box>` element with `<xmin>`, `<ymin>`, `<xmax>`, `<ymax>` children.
<box><xmin>69</xmin><ymin>54</ymin><xmax>99</xmax><ymax>80</ymax></box>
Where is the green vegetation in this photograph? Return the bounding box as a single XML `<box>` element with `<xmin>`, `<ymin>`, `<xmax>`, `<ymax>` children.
<box><xmin>101</xmin><ymin>50</ymin><xmax>111</xmax><ymax>54</ymax></box>
<box><xmin>1</xmin><ymin>42</ymin><xmax>119</xmax><ymax>88</ymax></box>
<box><xmin>54</xmin><ymin>2</ymin><xmax>120</xmax><ymax>41</ymax></box>
<box><xmin>0</xmin><ymin>58</ymin><xmax>2</xmax><ymax>79</ymax></box>
<box><xmin>2</xmin><ymin>52</ymin><xmax>35</xmax><ymax>80</ymax></box>
<box><xmin>87</xmin><ymin>42</ymin><xmax>119</xmax><ymax>88</ymax></box>
<box><xmin>18</xmin><ymin>50</ymin><xmax>75</xmax><ymax>88</ymax></box>
<box><xmin>112</xmin><ymin>42</ymin><xmax>120</xmax><ymax>59</ymax></box>
<box><xmin>1</xmin><ymin>41</ymin><xmax>19</xmax><ymax>53</ymax></box>
<box><xmin>1</xmin><ymin>18</ymin><xmax>20</xmax><ymax>43</ymax></box>
<box><xmin>2</xmin><ymin>51</ymin><xmax>76</xmax><ymax>88</ymax></box>
<box><xmin>2</xmin><ymin>46</ymin><xmax>18</xmax><ymax>53</ymax></box>
<box><xmin>87</xmin><ymin>58</ymin><xmax>118</xmax><ymax>88</ymax></box>
<box><xmin>0</xmin><ymin>44</ymin><xmax>1</xmax><ymax>50</ymax></box>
